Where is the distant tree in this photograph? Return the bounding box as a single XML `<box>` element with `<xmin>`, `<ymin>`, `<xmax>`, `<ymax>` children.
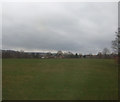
<box><xmin>67</xmin><ymin>51</ymin><xmax>73</xmax><ymax>55</ymax></box>
<box><xmin>19</xmin><ymin>50</ymin><xmax>24</xmax><ymax>58</ymax></box>
<box><xmin>83</xmin><ymin>55</ymin><xmax>86</xmax><ymax>58</ymax></box>
<box><xmin>88</xmin><ymin>53</ymin><xmax>93</xmax><ymax>58</ymax></box>
<box><xmin>63</xmin><ymin>51</ymin><xmax>74</xmax><ymax>58</ymax></box>
<box><xmin>56</xmin><ymin>50</ymin><xmax>63</xmax><ymax>58</ymax></box>
<box><xmin>75</xmin><ymin>53</ymin><xmax>79</xmax><ymax>58</ymax></box>
<box><xmin>102</xmin><ymin>48</ymin><xmax>110</xmax><ymax>55</ymax></box>
<box><xmin>46</xmin><ymin>52</ymin><xmax>52</xmax><ymax>58</ymax></box>
<box><xmin>79</xmin><ymin>53</ymin><xmax>82</xmax><ymax>58</ymax></box>
<box><xmin>112</xmin><ymin>28</ymin><xmax>120</xmax><ymax>54</ymax></box>
<box><xmin>57</xmin><ymin>51</ymin><xmax>63</xmax><ymax>55</ymax></box>
<box><xmin>97</xmin><ymin>52</ymin><xmax>102</xmax><ymax>55</ymax></box>
<box><xmin>97</xmin><ymin>52</ymin><xmax>102</xmax><ymax>58</ymax></box>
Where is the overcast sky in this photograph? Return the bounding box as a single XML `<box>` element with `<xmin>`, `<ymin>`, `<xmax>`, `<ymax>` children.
<box><xmin>2</xmin><ymin>2</ymin><xmax>118</xmax><ymax>54</ymax></box>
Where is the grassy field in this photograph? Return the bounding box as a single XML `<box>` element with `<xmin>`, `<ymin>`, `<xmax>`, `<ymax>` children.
<box><xmin>2</xmin><ymin>58</ymin><xmax>118</xmax><ymax>100</ymax></box>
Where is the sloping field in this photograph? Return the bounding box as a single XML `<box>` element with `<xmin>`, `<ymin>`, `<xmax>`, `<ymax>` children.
<box><xmin>2</xmin><ymin>59</ymin><xmax>118</xmax><ymax>100</ymax></box>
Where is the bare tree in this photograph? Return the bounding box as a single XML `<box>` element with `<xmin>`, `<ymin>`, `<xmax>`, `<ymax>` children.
<box><xmin>97</xmin><ymin>52</ymin><xmax>102</xmax><ymax>58</ymax></box>
<box><xmin>102</xmin><ymin>48</ymin><xmax>110</xmax><ymax>55</ymax></box>
<box><xmin>112</xmin><ymin>28</ymin><xmax>120</xmax><ymax>54</ymax></box>
<box><xmin>56</xmin><ymin>50</ymin><xmax>64</xmax><ymax>58</ymax></box>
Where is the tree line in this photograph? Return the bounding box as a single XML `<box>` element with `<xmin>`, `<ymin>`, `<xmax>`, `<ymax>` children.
<box><xmin>1</xmin><ymin>49</ymin><xmax>117</xmax><ymax>59</ymax></box>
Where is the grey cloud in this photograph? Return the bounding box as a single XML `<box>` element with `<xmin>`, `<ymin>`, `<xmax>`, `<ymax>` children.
<box><xmin>2</xmin><ymin>2</ymin><xmax>117</xmax><ymax>54</ymax></box>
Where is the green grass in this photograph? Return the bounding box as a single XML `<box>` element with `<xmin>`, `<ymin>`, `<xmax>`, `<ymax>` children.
<box><xmin>2</xmin><ymin>58</ymin><xmax>118</xmax><ymax>100</ymax></box>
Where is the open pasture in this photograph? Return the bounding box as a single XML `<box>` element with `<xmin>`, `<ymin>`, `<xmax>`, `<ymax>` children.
<box><xmin>2</xmin><ymin>58</ymin><xmax>118</xmax><ymax>100</ymax></box>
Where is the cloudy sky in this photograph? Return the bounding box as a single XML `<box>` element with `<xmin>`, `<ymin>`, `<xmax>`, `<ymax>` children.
<box><xmin>2</xmin><ymin>2</ymin><xmax>118</xmax><ymax>54</ymax></box>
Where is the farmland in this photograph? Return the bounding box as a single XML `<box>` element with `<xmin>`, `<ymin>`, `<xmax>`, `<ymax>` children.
<box><xmin>2</xmin><ymin>58</ymin><xmax>118</xmax><ymax>100</ymax></box>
